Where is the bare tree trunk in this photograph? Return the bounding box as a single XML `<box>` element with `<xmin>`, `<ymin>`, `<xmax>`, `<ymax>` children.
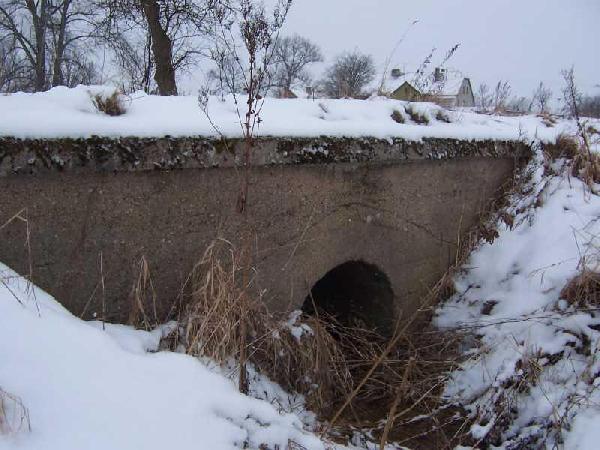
<box><xmin>51</xmin><ymin>0</ymin><xmax>71</xmax><ymax>87</ymax></box>
<box><xmin>26</xmin><ymin>0</ymin><xmax>48</xmax><ymax>91</ymax></box>
<box><xmin>141</xmin><ymin>0</ymin><xmax>177</xmax><ymax>96</ymax></box>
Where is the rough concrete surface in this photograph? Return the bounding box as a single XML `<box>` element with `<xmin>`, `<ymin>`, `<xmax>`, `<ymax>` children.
<box><xmin>0</xmin><ymin>137</ymin><xmax>527</xmax><ymax>323</ymax></box>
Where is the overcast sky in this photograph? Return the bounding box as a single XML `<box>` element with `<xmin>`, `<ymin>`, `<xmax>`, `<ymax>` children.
<box><xmin>282</xmin><ymin>0</ymin><xmax>599</xmax><ymax>97</ymax></box>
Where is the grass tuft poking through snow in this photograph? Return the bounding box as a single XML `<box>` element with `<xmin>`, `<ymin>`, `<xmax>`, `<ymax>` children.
<box><xmin>91</xmin><ymin>90</ymin><xmax>127</xmax><ymax>117</ymax></box>
<box><xmin>436</xmin><ymin>137</ymin><xmax>600</xmax><ymax>449</ymax></box>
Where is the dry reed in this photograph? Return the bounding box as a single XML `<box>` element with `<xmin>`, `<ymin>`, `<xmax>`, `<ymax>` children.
<box><xmin>179</xmin><ymin>239</ymin><xmax>352</xmax><ymax>413</ymax></box>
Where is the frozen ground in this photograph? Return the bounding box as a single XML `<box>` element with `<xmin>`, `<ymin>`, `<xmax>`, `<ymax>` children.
<box><xmin>0</xmin><ymin>85</ymin><xmax>590</xmax><ymax>142</ymax></box>
<box><xmin>0</xmin><ymin>263</ymin><xmax>400</xmax><ymax>450</ymax></box>
<box><xmin>436</xmin><ymin>147</ymin><xmax>600</xmax><ymax>449</ymax></box>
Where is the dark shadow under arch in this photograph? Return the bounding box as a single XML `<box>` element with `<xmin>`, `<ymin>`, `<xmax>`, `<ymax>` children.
<box><xmin>302</xmin><ymin>260</ymin><xmax>395</xmax><ymax>336</ymax></box>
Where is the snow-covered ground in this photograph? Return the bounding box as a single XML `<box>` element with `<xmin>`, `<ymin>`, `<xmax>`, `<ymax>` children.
<box><xmin>2</xmin><ymin>86</ymin><xmax>600</xmax><ymax>449</ymax></box>
<box><xmin>1</xmin><ymin>263</ymin><xmax>394</xmax><ymax>450</ymax></box>
<box><xmin>436</xmin><ymin>148</ymin><xmax>600</xmax><ymax>449</ymax></box>
<box><xmin>0</xmin><ymin>85</ymin><xmax>584</xmax><ymax>142</ymax></box>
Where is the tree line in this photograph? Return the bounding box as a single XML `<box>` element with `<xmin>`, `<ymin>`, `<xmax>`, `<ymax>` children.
<box><xmin>0</xmin><ymin>0</ymin><xmax>383</xmax><ymax>99</ymax></box>
<box><xmin>1</xmin><ymin>1</ymin><xmax>597</xmax><ymax>118</ymax></box>
<box><xmin>475</xmin><ymin>77</ymin><xmax>600</xmax><ymax>118</ymax></box>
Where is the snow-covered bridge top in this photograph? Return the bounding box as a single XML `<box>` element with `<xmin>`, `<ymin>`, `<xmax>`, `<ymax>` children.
<box><xmin>0</xmin><ymin>85</ymin><xmax>574</xmax><ymax>142</ymax></box>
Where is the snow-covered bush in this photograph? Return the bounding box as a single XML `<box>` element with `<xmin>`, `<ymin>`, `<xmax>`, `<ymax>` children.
<box><xmin>404</xmin><ymin>104</ymin><xmax>430</xmax><ymax>125</ymax></box>
<box><xmin>390</xmin><ymin>109</ymin><xmax>405</xmax><ymax>124</ymax></box>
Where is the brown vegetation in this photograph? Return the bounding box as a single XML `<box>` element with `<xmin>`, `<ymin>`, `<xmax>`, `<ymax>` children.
<box><xmin>405</xmin><ymin>105</ymin><xmax>429</xmax><ymax>125</ymax></box>
<box><xmin>390</xmin><ymin>109</ymin><xmax>405</xmax><ymax>124</ymax></box>
<box><xmin>91</xmin><ymin>91</ymin><xmax>127</xmax><ymax>116</ymax></box>
<box><xmin>561</xmin><ymin>270</ymin><xmax>600</xmax><ymax>309</ymax></box>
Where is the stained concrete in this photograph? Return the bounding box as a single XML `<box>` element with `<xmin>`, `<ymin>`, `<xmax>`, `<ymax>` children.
<box><xmin>0</xmin><ymin>137</ymin><xmax>528</xmax><ymax>322</ymax></box>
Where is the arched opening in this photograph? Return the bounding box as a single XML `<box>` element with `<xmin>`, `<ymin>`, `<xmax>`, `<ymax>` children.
<box><xmin>302</xmin><ymin>260</ymin><xmax>395</xmax><ymax>337</ymax></box>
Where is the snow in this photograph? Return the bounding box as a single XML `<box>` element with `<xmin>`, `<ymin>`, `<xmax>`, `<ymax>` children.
<box><xmin>0</xmin><ymin>85</ymin><xmax>583</xmax><ymax>142</ymax></box>
<box><xmin>435</xmin><ymin>146</ymin><xmax>600</xmax><ymax>448</ymax></box>
<box><xmin>0</xmin><ymin>263</ymin><xmax>355</xmax><ymax>450</ymax></box>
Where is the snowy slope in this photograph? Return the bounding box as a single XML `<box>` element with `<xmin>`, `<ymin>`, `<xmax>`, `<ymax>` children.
<box><xmin>0</xmin><ymin>263</ymin><xmax>351</xmax><ymax>450</ymax></box>
<box><xmin>0</xmin><ymin>85</ymin><xmax>580</xmax><ymax>142</ymax></box>
<box><xmin>436</xmin><ymin>149</ymin><xmax>600</xmax><ymax>448</ymax></box>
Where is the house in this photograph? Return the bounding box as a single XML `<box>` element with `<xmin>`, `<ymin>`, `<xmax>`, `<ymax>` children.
<box><xmin>390</xmin><ymin>81</ymin><xmax>422</xmax><ymax>102</ymax></box>
<box><xmin>388</xmin><ymin>67</ymin><xmax>475</xmax><ymax>108</ymax></box>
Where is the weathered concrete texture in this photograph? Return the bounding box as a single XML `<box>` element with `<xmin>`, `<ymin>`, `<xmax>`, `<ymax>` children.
<box><xmin>0</xmin><ymin>137</ymin><xmax>527</xmax><ymax>323</ymax></box>
<box><xmin>0</xmin><ymin>136</ymin><xmax>525</xmax><ymax>175</ymax></box>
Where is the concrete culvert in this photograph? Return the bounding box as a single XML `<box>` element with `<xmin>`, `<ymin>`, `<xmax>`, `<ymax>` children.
<box><xmin>302</xmin><ymin>260</ymin><xmax>395</xmax><ymax>337</ymax></box>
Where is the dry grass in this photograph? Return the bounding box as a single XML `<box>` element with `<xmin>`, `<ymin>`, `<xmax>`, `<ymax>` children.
<box><xmin>91</xmin><ymin>91</ymin><xmax>127</xmax><ymax>116</ymax></box>
<box><xmin>561</xmin><ymin>270</ymin><xmax>600</xmax><ymax>308</ymax></box>
<box><xmin>171</xmin><ymin>238</ymin><xmax>470</xmax><ymax>447</ymax></box>
<box><xmin>127</xmin><ymin>256</ymin><xmax>159</xmax><ymax>329</ymax></box>
<box><xmin>544</xmin><ymin>133</ymin><xmax>600</xmax><ymax>187</ymax></box>
<box><xmin>539</xmin><ymin>113</ymin><xmax>558</xmax><ymax>128</ymax></box>
<box><xmin>165</xmin><ymin>150</ymin><xmax>531</xmax><ymax>447</ymax></box>
<box><xmin>178</xmin><ymin>239</ymin><xmax>352</xmax><ymax>413</ymax></box>
<box><xmin>573</xmin><ymin>150</ymin><xmax>600</xmax><ymax>187</ymax></box>
<box><xmin>0</xmin><ymin>388</ymin><xmax>30</xmax><ymax>435</ymax></box>
<box><xmin>544</xmin><ymin>133</ymin><xmax>579</xmax><ymax>160</ymax></box>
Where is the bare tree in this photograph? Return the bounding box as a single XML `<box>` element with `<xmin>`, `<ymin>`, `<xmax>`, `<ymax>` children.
<box><xmin>492</xmin><ymin>80</ymin><xmax>511</xmax><ymax>113</ymax></box>
<box><xmin>200</xmin><ymin>0</ymin><xmax>293</xmax><ymax>394</ymax></box>
<box><xmin>580</xmin><ymin>95</ymin><xmax>600</xmax><ymax>119</ymax></box>
<box><xmin>49</xmin><ymin>0</ymin><xmax>98</xmax><ymax>87</ymax></box>
<box><xmin>0</xmin><ymin>0</ymin><xmax>98</xmax><ymax>91</ymax></box>
<box><xmin>532</xmin><ymin>81</ymin><xmax>552</xmax><ymax>114</ymax></box>
<box><xmin>205</xmin><ymin>46</ymin><xmax>245</xmax><ymax>97</ymax></box>
<box><xmin>560</xmin><ymin>67</ymin><xmax>583</xmax><ymax>119</ymax></box>
<box><xmin>507</xmin><ymin>96</ymin><xmax>530</xmax><ymax>114</ymax></box>
<box><xmin>97</xmin><ymin>0</ymin><xmax>214</xmax><ymax>96</ymax></box>
<box><xmin>561</xmin><ymin>66</ymin><xmax>590</xmax><ymax>155</ymax></box>
<box><xmin>61</xmin><ymin>45</ymin><xmax>100</xmax><ymax>86</ymax></box>
<box><xmin>0</xmin><ymin>0</ymin><xmax>50</xmax><ymax>91</ymax></box>
<box><xmin>322</xmin><ymin>50</ymin><xmax>375</xmax><ymax>98</ymax></box>
<box><xmin>476</xmin><ymin>83</ymin><xmax>491</xmax><ymax>112</ymax></box>
<box><xmin>0</xmin><ymin>35</ymin><xmax>31</xmax><ymax>91</ymax></box>
<box><xmin>270</xmin><ymin>34</ymin><xmax>322</xmax><ymax>95</ymax></box>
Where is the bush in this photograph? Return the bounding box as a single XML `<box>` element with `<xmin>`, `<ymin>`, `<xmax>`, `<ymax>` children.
<box><xmin>390</xmin><ymin>109</ymin><xmax>405</xmax><ymax>124</ymax></box>
<box><xmin>435</xmin><ymin>109</ymin><xmax>451</xmax><ymax>123</ymax></box>
<box><xmin>91</xmin><ymin>91</ymin><xmax>127</xmax><ymax>116</ymax></box>
<box><xmin>405</xmin><ymin>105</ymin><xmax>429</xmax><ymax>125</ymax></box>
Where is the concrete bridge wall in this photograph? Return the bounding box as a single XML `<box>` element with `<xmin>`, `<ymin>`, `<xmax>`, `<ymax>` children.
<box><xmin>0</xmin><ymin>137</ymin><xmax>528</xmax><ymax>324</ymax></box>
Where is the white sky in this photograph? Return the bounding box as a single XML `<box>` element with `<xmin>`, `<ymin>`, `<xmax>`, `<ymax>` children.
<box><xmin>282</xmin><ymin>0</ymin><xmax>600</xmax><ymax>97</ymax></box>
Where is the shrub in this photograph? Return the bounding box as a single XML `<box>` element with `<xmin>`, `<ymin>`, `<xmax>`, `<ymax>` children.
<box><xmin>390</xmin><ymin>109</ymin><xmax>405</xmax><ymax>124</ymax></box>
<box><xmin>435</xmin><ymin>109</ymin><xmax>451</xmax><ymax>123</ymax></box>
<box><xmin>405</xmin><ymin>105</ymin><xmax>429</xmax><ymax>125</ymax></box>
<box><xmin>91</xmin><ymin>90</ymin><xmax>127</xmax><ymax>116</ymax></box>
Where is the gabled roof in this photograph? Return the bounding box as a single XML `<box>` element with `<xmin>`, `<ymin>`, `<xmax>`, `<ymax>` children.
<box><xmin>381</xmin><ymin>68</ymin><xmax>470</xmax><ymax>98</ymax></box>
<box><xmin>393</xmin><ymin>80</ymin><xmax>420</xmax><ymax>93</ymax></box>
